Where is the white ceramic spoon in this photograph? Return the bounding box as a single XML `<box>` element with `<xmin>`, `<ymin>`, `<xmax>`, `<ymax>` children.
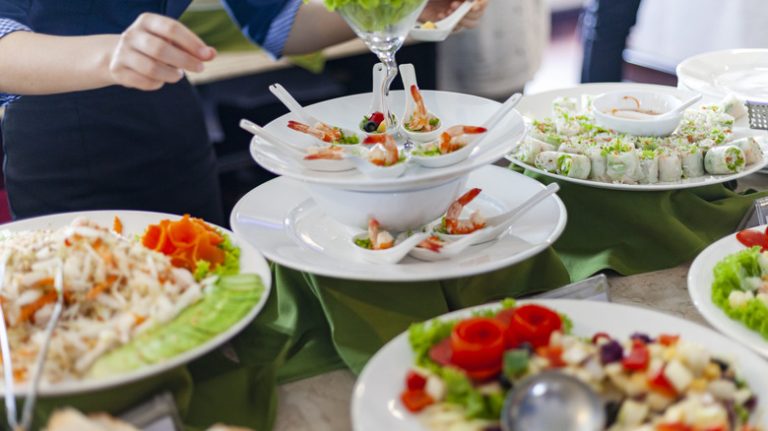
<box><xmin>361</xmin><ymin>63</ymin><xmax>393</xmax><ymax>135</ymax></box>
<box><xmin>345</xmin><ymin>149</ymin><xmax>410</xmax><ymax>179</ymax></box>
<box><xmin>399</xmin><ymin>63</ymin><xmax>442</xmax><ymax>143</ymax></box>
<box><xmin>269</xmin><ymin>83</ymin><xmax>362</xmax><ymax>146</ymax></box>
<box><xmin>410</xmin><ymin>183</ymin><xmax>560</xmax><ymax>261</ymax></box>
<box><xmin>410</xmin><ymin>92</ymin><xmax>523</xmax><ymax>169</ymax></box>
<box><xmin>409</xmin><ymin>1</ymin><xmax>475</xmax><ymax>42</ymax></box>
<box><xmin>609</xmin><ymin>94</ymin><xmax>702</xmax><ymax>120</ymax></box>
<box><xmin>351</xmin><ymin>232</ymin><xmax>430</xmax><ymax>264</ymax></box>
<box><xmin>240</xmin><ymin>119</ymin><xmax>355</xmax><ymax>172</ymax></box>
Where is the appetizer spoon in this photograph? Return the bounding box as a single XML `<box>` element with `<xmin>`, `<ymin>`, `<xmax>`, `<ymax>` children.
<box><xmin>399</xmin><ymin>63</ymin><xmax>442</xmax><ymax>144</ymax></box>
<box><xmin>501</xmin><ymin>371</ymin><xmax>605</xmax><ymax>431</ymax></box>
<box><xmin>240</xmin><ymin>119</ymin><xmax>356</xmax><ymax>172</ymax></box>
<box><xmin>409</xmin><ymin>1</ymin><xmax>475</xmax><ymax>42</ymax></box>
<box><xmin>410</xmin><ymin>183</ymin><xmax>559</xmax><ymax>261</ymax></box>
<box><xmin>411</xmin><ymin>92</ymin><xmax>523</xmax><ymax>169</ymax></box>
<box><xmin>269</xmin><ymin>83</ymin><xmax>362</xmax><ymax>145</ymax></box>
<box><xmin>351</xmin><ymin>232</ymin><xmax>430</xmax><ymax>264</ymax></box>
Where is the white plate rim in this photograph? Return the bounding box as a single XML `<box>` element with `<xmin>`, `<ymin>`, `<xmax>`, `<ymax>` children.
<box><xmin>0</xmin><ymin>210</ymin><xmax>272</xmax><ymax>397</ymax></box>
<box><xmin>250</xmin><ymin>90</ymin><xmax>527</xmax><ymax>192</ymax></box>
<box><xmin>507</xmin><ymin>83</ymin><xmax>768</xmax><ymax>191</ymax></box>
<box><xmin>351</xmin><ymin>298</ymin><xmax>768</xmax><ymax>430</ymax></box>
<box><xmin>688</xmin><ymin>224</ymin><xmax>768</xmax><ymax>358</ymax></box>
<box><xmin>676</xmin><ymin>49</ymin><xmax>768</xmax><ymax>100</ymax></box>
<box><xmin>230</xmin><ymin>166</ymin><xmax>568</xmax><ymax>282</ymax></box>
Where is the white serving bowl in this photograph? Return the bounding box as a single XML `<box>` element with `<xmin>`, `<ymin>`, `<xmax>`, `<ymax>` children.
<box><xmin>306</xmin><ymin>175</ymin><xmax>468</xmax><ymax>232</ymax></box>
<box><xmin>592</xmin><ymin>90</ymin><xmax>683</xmax><ymax>136</ymax></box>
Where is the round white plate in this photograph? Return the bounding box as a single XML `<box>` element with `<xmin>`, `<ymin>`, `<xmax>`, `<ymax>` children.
<box><xmin>230</xmin><ymin>165</ymin><xmax>566</xmax><ymax>282</ymax></box>
<box><xmin>506</xmin><ymin>83</ymin><xmax>768</xmax><ymax>191</ymax></box>
<box><xmin>251</xmin><ymin>90</ymin><xmax>527</xmax><ymax>192</ymax></box>
<box><xmin>677</xmin><ymin>49</ymin><xmax>768</xmax><ymax>102</ymax></box>
<box><xmin>352</xmin><ymin>299</ymin><xmax>768</xmax><ymax>431</ymax></box>
<box><xmin>688</xmin><ymin>225</ymin><xmax>768</xmax><ymax>358</ymax></box>
<box><xmin>0</xmin><ymin>210</ymin><xmax>272</xmax><ymax>397</ymax></box>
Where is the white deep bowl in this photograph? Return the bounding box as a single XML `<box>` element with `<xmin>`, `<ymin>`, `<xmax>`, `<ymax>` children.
<box><xmin>592</xmin><ymin>90</ymin><xmax>683</xmax><ymax>136</ymax></box>
<box><xmin>306</xmin><ymin>175</ymin><xmax>469</xmax><ymax>232</ymax></box>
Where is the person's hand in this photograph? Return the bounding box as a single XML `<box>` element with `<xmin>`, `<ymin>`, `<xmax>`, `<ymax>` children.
<box><xmin>420</xmin><ymin>0</ymin><xmax>489</xmax><ymax>30</ymax></box>
<box><xmin>108</xmin><ymin>13</ymin><xmax>216</xmax><ymax>91</ymax></box>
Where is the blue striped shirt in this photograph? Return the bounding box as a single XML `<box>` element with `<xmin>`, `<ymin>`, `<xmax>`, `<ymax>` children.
<box><xmin>0</xmin><ymin>0</ymin><xmax>302</xmax><ymax>106</ymax></box>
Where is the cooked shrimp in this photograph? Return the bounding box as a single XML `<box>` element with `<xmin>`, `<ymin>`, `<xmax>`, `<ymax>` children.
<box><xmin>417</xmin><ymin>235</ymin><xmax>443</xmax><ymax>252</ymax></box>
<box><xmin>304</xmin><ymin>145</ymin><xmax>344</xmax><ymax>160</ymax></box>
<box><xmin>444</xmin><ymin>188</ymin><xmax>486</xmax><ymax>235</ymax></box>
<box><xmin>438</xmin><ymin>125</ymin><xmax>487</xmax><ymax>154</ymax></box>
<box><xmin>368</xmin><ymin>218</ymin><xmax>394</xmax><ymax>250</ymax></box>
<box><xmin>364</xmin><ymin>134</ymin><xmax>400</xmax><ymax>167</ymax></box>
<box><xmin>407</xmin><ymin>85</ymin><xmax>433</xmax><ymax>132</ymax></box>
<box><xmin>288</xmin><ymin>120</ymin><xmax>342</xmax><ymax>143</ymax></box>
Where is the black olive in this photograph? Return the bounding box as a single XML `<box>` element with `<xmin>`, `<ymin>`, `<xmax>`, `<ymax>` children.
<box><xmin>712</xmin><ymin>358</ymin><xmax>729</xmax><ymax>372</ymax></box>
<box><xmin>498</xmin><ymin>373</ymin><xmax>513</xmax><ymax>391</ymax></box>
<box><xmin>604</xmin><ymin>400</ymin><xmax>621</xmax><ymax>427</ymax></box>
<box><xmin>364</xmin><ymin>121</ymin><xmax>378</xmax><ymax>133</ymax></box>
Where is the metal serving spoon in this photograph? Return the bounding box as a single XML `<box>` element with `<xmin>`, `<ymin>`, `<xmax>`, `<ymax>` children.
<box><xmin>501</xmin><ymin>371</ymin><xmax>605</xmax><ymax>431</ymax></box>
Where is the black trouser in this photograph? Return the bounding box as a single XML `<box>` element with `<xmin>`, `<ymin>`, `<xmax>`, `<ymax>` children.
<box><xmin>1</xmin><ymin>79</ymin><xmax>224</xmax><ymax>224</ymax></box>
<box><xmin>580</xmin><ymin>0</ymin><xmax>643</xmax><ymax>83</ymax></box>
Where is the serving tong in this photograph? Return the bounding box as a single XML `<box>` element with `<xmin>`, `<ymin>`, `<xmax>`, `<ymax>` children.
<box><xmin>1</xmin><ymin>260</ymin><xmax>64</xmax><ymax>431</ymax></box>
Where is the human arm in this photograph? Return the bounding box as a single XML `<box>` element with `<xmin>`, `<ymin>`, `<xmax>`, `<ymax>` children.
<box><xmin>0</xmin><ymin>13</ymin><xmax>216</xmax><ymax>95</ymax></box>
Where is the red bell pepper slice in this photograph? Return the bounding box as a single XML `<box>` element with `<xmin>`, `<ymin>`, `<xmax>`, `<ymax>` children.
<box><xmin>648</xmin><ymin>365</ymin><xmax>677</xmax><ymax>397</ymax></box>
<box><xmin>503</xmin><ymin>304</ymin><xmax>563</xmax><ymax>348</ymax></box>
<box><xmin>736</xmin><ymin>228</ymin><xmax>768</xmax><ymax>251</ymax></box>
<box><xmin>405</xmin><ymin>370</ymin><xmax>427</xmax><ymax>391</ymax></box>
<box><xmin>658</xmin><ymin>334</ymin><xmax>680</xmax><ymax>346</ymax></box>
<box><xmin>450</xmin><ymin>317</ymin><xmax>505</xmax><ymax>373</ymax></box>
<box><xmin>536</xmin><ymin>345</ymin><xmax>566</xmax><ymax>368</ymax></box>
<box><xmin>622</xmin><ymin>340</ymin><xmax>650</xmax><ymax>371</ymax></box>
<box><xmin>400</xmin><ymin>389</ymin><xmax>434</xmax><ymax>413</ymax></box>
<box><xmin>656</xmin><ymin>423</ymin><xmax>693</xmax><ymax>431</ymax></box>
<box><xmin>592</xmin><ymin>332</ymin><xmax>611</xmax><ymax>344</ymax></box>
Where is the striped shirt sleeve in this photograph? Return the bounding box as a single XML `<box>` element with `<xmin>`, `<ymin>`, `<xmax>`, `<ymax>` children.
<box><xmin>0</xmin><ymin>18</ymin><xmax>31</xmax><ymax>105</ymax></box>
<box><xmin>260</xmin><ymin>0</ymin><xmax>301</xmax><ymax>59</ymax></box>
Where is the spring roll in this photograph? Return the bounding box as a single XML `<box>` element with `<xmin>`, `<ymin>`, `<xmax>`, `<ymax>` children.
<box><xmin>552</xmin><ymin>96</ymin><xmax>578</xmax><ymax>116</ymax></box>
<box><xmin>719</xmin><ymin>94</ymin><xmax>748</xmax><ymax>120</ymax></box>
<box><xmin>556</xmin><ymin>153</ymin><xmax>591</xmax><ymax>179</ymax></box>
<box><xmin>732</xmin><ymin>137</ymin><xmax>763</xmax><ymax>165</ymax></box>
<box><xmin>704</xmin><ymin>145</ymin><xmax>746</xmax><ymax>174</ymax></box>
<box><xmin>606</xmin><ymin>151</ymin><xmax>640</xmax><ymax>183</ymax></box>
<box><xmin>658</xmin><ymin>148</ymin><xmax>683</xmax><ymax>182</ymax></box>
<box><xmin>530</xmin><ymin>119</ymin><xmax>563</xmax><ymax>146</ymax></box>
<box><xmin>515</xmin><ymin>138</ymin><xmax>556</xmax><ymax>164</ymax></box>
<box><xmin>535</xmin><ymin>151</ymin><xmax>561</xmax><ymax>172</ymax></box>
<box><xmin>680</xmin><ymin>145</ymin><xmax>705</xmax><ymax>178</ymax></box>
<box><xmin>585</xmin><ymin>147</ymin><xmax>607</xmax><ymax>181</ymax></box>
<box><xmin>637</xmin><ymin>149</ymin><xmax>659</xmax><ymax>184</ymax></box>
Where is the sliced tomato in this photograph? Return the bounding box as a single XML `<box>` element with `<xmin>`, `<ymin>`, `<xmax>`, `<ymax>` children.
<box><xmin>464</xmin><ymin>365</ymin><xmax>502</xmax><ymax>381</ymax></box>
<box><xmin>658</xmin><ymin>334</ymin><xmax>680</xmax><ymax>346</ymax></box>
<box><xmin>648</xmin><ymin>366</ymin><xmax>677</xmax><ymax>397</ymax></box>
<box><xmin>536</xmin><ymin>345</ymin><xmax>566</xmax><ymax>368</ymax></box>
<box><xmin>428</xmin><ymin>338</ymin><xmax>452</xmax><ymax>366</ymax></box>
<box><xmin>400</xmin><ymin>389</ymin><xmax>434</xmax><ymax>413</ymax></box>
<box><xmin>405</xmin><ymin>370</ymin><xmax>427</xmax><ymax>391</ymax></box>
<box><xmin>591</xmin><ymin>332</ymin><xmax>611</xmax><ymax>344</ymax></box>
<box><xmin>736</xmin><ymin>228</ymin><xmax>768</xmax><ymax>250</ymax></box>
<box><xmin>506</xmin><ymin>304</ymin><xmax>563</xmax><ymax>348</ymax></box>
<box><xmin>656</xmin><ymin>423</ymin><xmax>693</xmax><ymax>431</ymax></box>
<box><xmin>622</xmin><ymin>341</ymin><xmax>650</xmax><ymax>371</ymax></box>
<box><xmin>450</xmin><ymin>318</ymin><xmax>505</xmax><ymax>371</ymax></box>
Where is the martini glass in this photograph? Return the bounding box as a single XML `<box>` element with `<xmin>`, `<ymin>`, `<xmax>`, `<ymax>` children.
<box><xmin>336</xmin><ymin>0</ymin><xmax>429</xmax><ymax>135</ymax></box>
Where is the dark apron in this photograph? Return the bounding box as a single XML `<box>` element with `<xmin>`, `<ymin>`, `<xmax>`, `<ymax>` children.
<box><xmin>1</xmin><ymin>79</ymin><xmax>224</xmax><ymax>225</ymax></box>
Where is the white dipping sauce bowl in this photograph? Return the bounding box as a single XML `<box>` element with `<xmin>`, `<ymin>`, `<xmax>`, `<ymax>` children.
<box><xmin>592</xmin><ymin>90</ymin><xmax>683</xmax><ymax>136</ymax></box>
<box><xmin>306</xmin><ymin>175</ymin><xmax>469</xmax><ymax>232</ymax></box>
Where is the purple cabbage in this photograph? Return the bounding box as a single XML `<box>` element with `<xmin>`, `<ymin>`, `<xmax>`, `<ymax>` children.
<box><xmin>599</xmin><ymin>340</ymin><xmax>624</xmax><ymax>364</ymax></box>
<box><xmin>630</xmin><ymin>332</ymin><xmax>653</xmax><ymax>344</ymax></box>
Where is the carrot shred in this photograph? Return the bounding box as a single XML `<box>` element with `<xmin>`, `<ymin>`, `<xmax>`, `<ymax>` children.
<box><xmin>19</xmin><ymin>290</ymin><xmax>58</xmax><ymax>323</ymax></box>
<box><xmin>140</xmin><ymin>214</ymin><xmax>226</xmax><ymax>272</ymax></box>
<box><xmin>86</xmin><ymin>274</ymin><xmax>118</xmax><ymax>300</ymax></box>
<box><xmin>113</xmin><ymin>216</ymin><xmax>123</xmax><ymax>235</ymax></box>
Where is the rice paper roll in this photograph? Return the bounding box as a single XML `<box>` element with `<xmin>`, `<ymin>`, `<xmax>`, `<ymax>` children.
<box><xmin>719</xmin><ymin>94</ymin><xmax>748</xmax><ymax>120</ymax></box>
<box><xmin>636</xmin><ymin>149</ymin><xmax>659</xmax><ymax>184</ymax></box>
<box><xmin>585</xmin><ymin>147</ymin><xmax>607</xmax><ymax>181</ymax></box>
<box><xmin>658</xmin><ymin>148</ymin><xmax>682</xmax><ymax>182</ymax></box>
<box><xmin>697</xmin><ymin>138</ymin><xmax>717</xmax><ymax>152</ymax></box>
<box><xmin>680</xmin><ymin>145</ymin><xmax>705</xmax><ymax>178</ymax></box>
<box><xmin>535</xmin><ymin>151</ymin><xmax>560</xmax><ymax>172</ymax></box>
<box><xmin>556</xmin><ymin>153</ymin><xmax>591</xmax><ymax>179</ymax></box>
<box><xmin>704</xmin><ymin>145</ymin><xmax>746</xmax><ymax>174</ymax></box>
<box><xmin>554</xmin><ymin>114</ymin><xmax>581</xmax><ymax>136</ymax></box>
<box><xmin>606</xmin><ymin>151</ymin><xmax>640</xmax><ymax>183</ymax></box>
<box><xmin>515</xmin><ymin>138</ymin><xmax>556</xmax><ymax>164</ymax></box>
<box><xmin>706</xmin><ymin>111</ymin><xmax>735</xmax><ymax>130</ymax></box>
<box><xmin>558</xmin><ymin>137</ymin><xmax>585</xmax><ymax>154</ymax></box>
<box><xmin>530</xmin><ymin>119</ymin><xmax>563</xmax><ymax>146</ymax></box>
<box><xmin>552</xmin><ymin>97</ymin><xmax>578</xmax><ymax>116</ymax></box>
<box><xmin>732</xmin><ymin>137</ymin><xmax>763</xmax><ymax>165</ymax></box>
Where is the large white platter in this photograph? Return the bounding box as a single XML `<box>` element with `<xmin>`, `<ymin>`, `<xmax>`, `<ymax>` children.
<box><xmin>352</xmin><ymin>299</ymin><xmax>768</xmax><ymax>431</ymax></box>
<box><xmin>505</xmin><ymin>83</ymin><xmax>768</xmax><ymax>191</ymax></box>
<box><xmin>251</xmin><ymin>90</ymin><xmax>527</xmax><ymax>192</ymax></box>
<box><xmin>0</xmin><ymin>210</ymin><xmax>272</xmax><ymax>397</ymax></box>
<box><xmin>688</xmin><ymin>225</ymin><xmax>768</xmax><ymax>358</ymax></box>
<box><xmin>677</xmin><ymin>49</ymin><xmax>768</xmax><ymax>102</ymax></box>
<box><xmin>230</xmin><ymin>165</ymin><xmax>566</xmax><ymax>282</ymax></box>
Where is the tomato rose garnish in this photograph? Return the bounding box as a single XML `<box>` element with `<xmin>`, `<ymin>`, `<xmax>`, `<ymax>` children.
<box><xmin>449</xmin><ymin>317</ymin><xmax>505</xmax><ymax>378</ymax></box>
<box><xmin>502</xmin><ymin>304</ymin><xmax>563</xmax><ymax>348</ymax></box>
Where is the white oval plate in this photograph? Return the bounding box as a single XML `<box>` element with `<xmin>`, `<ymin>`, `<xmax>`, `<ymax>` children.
<box><xmin>251</xmin><ymin>90</ymin><xmax>526</xmax><ymax>192</ymax></box>
<box><xmin>688</xmin><ymin>225</ymin><xmax>768</xmax><ymax>358</ymax></box>
<box><xmin>677</xmin><ymin>49</ymin><xmax>768</xmax><ymax>102</ymax></box>
<box><xmin>230</xmin><ymin>165</ymin><xmax>566</xmax><ymax>282</ymax></box>
<box><xmin>505</xmin><ymin>83</ymin><xmax>768</xmax><ymax>191</ymax></box>
<box><xmin>352</xmin><ymin>299</ymin><xmax>768</xmax><ymax>431</ymax></box>
<box><xmin>0</xmin><ymin>210</ymin><xmax>272</xmax><ymax>397</ymax></box>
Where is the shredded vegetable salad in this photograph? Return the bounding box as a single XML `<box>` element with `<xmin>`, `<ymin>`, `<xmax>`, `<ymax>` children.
<box><xmin>0</xmin><ymin>215</ymin><xmax>243</xmax><ymax>384</ymax></box>
<box><xmin>402</xmin><ymin>301</ymin><xmax>762</xmax><ymax>431</ymax></box>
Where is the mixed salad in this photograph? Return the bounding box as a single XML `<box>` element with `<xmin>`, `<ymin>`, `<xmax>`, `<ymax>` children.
<box><xmin>401</xmin><ymin>301</ymin><xmax>762</xmax><ymax>431</ymax></box>
<box><xmin>0</xmin><ymin>215</ymin><xmax>263</xmax><ymax>383</ymax></box>
<box><xmin>710</xmin><ymin>227</ymin><xmax>768</xmax><ymax>342</ymax></box>
<box><xmin>512</xmin><ymin>94</ymin><xmax>763</xmax><ymax>184</ymax></box>
<box><xmin>321</xmin><ymin>0</ymin><xmax>427</xmax><ymax>32</ymax></box>
<box><xmin>360</xmin><ymin>111</ymin><xmax>389</xmax><ymax>134</ymax></box>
